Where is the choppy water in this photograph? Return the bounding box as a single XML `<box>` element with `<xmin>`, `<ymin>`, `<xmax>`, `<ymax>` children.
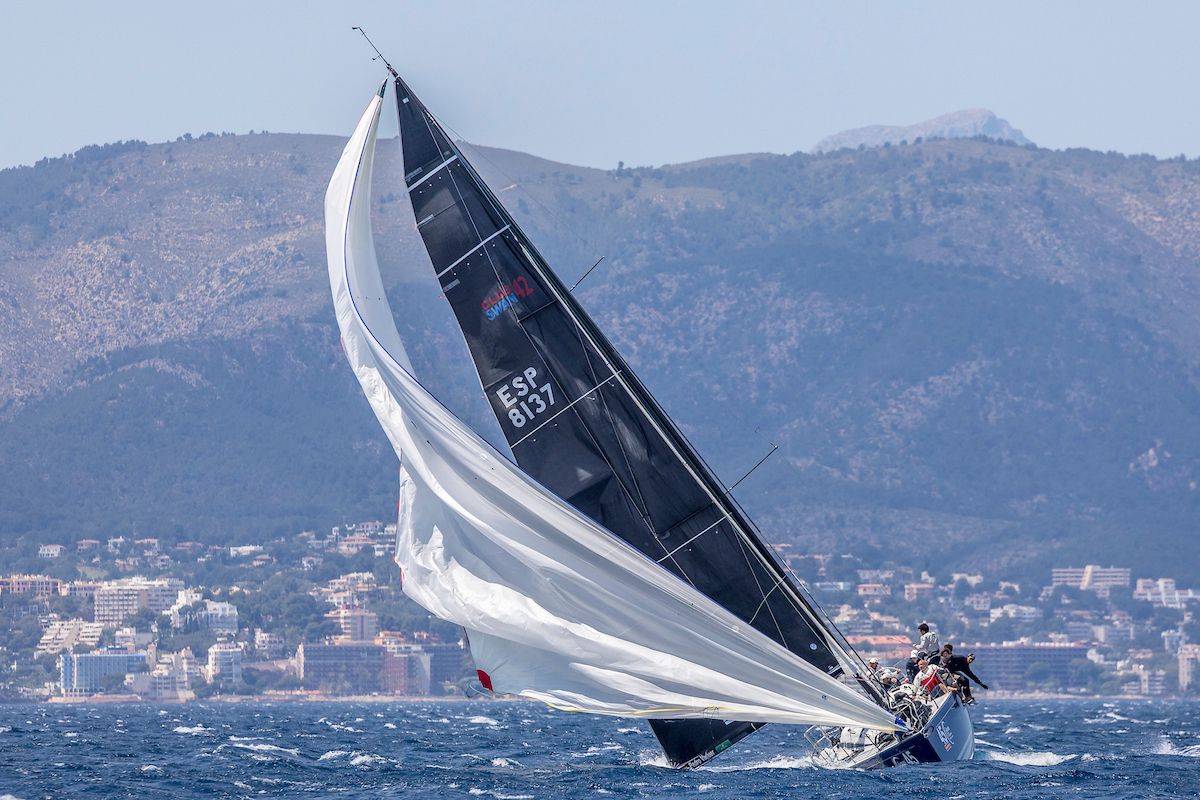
<box><xmin>1</xmin><ymin>699</ymin><xmax>1197</xmax><ymax>799</ymax></box>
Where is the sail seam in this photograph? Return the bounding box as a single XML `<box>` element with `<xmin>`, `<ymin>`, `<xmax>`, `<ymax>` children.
<box><xmin>407</xmin><ymin>155</ymin><xmax>459</xmax><ymax>191</ymax></box>
<box><xmin>511</xmin><ymin>372</ymin><xmax>622</xmax><ymax>448</ymax></box>
<box><xmin>436</xmin><ymin>225</ymin><xmax>511</xmax><ymax>278</ymax></box>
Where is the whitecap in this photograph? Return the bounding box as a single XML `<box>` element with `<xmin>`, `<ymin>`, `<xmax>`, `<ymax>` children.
<box><xmin>62</xmin><ymin>731</ymin><xmax>78</xmax><ymax>738</ymax></box>
<box><xmin>697</xmin><ymin>784</ymin><xmax>717</xmax><ymax>792</ymax></box>
<box><xmin>173</xmin><ymin>725</ymin><xmax>212</xmax><ymax>735</ymax></box>
<box><xmin>468</xmin><ymin>716</ymin><xmax>500</xmax><ymax>726</ymax></box>
<box><xmin>228</xmin><ymin>742</ymin><xmax>300</xmax><ymax>757</ymax></box>
<box><xmin>1154</xmin><ymin>738</ymin><xmax>1200</xmax><ymax>758</ymax></box>
<box><xmin>976</xmin><ymin>750</ymin><xmax>1077</xmax><ymax>766</ymax></box>
<box><xmin>491</xmin><ymin>757</ymin><xmax>521</xmax><ymax>768</ymax></box>
<box><xmin>637</xmin><ymin>750</ymin><xmax>672</xmax><ymax>768</ymax></box>
<box><xmin>318</xmin><ymin>750</ymin><xmax>349</xmax><ymax>761</ymax></box>
<box><xmin>384</xmin><ymin>722</ymin><xmax>397</xmax><ymax>729</ymax></box>
<box><xmin>1004</xmin><ymin>726</ymin><xmax>1021</xmax><ymax>734</ymax></box>
<box><xmin>704</xmin><ymin>755</ymin><xmax>816</xmax><ymax>772</ymax></box>
<box><xmin>349</xmin><ymin>752</ymin><xmax>388</xmax><ymax>766</ymax></box>
<box><xmin>140</xmin><ymin>765</ymin><xmax>163</xmax><ymax>773</ymax></box>
<box><xmin>616</xmin><ymin>727</ymin><xmax>641</xmax><ymax>735</ymax></box>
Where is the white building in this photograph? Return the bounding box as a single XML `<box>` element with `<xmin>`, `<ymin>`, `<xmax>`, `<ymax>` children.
<box><xmin>1180</xmin><ymin>644</ymin><xmax>1200</xmax><ymax>691</ymax></box>
<box><xmin>989</xmin><ymin>604</ymin><xmax>1041</xmax><ymax>622</ymax></box>
<box><xmin>37</xmin><ymin>619</ymin><xmax>104</xmax><ymax>655</ymax></box>
<box><xmin>329</xmin><ymin>607</ymin><xmax>379</xmax><ymax>641</ymax></box>
<box><xmin>168</xmin><ymin>590</ymin><xmax>239</xmax><ymax>635</ymax></box>
<box><xmin>38</xmin><ymin>544</ymin><xmax>65</xmax><ymax>559</ymax></box>
<box><xmin>205</xmin><ymin>642</ymin><xmax>243</xmax><ymax>687</ymax></box>
<box><xmin>94</xmin><ymin>577</ymin><xmax>184</xmax><ymax>626</ymax></box>
<box><xmin>254</xmin><ymin>629</ymin><xmax>285</xmax><ymax>658</ymax></box>
<box><xmin>1051</xmin><ymin>565</ymin><xmax>1131</xmax><ymax>593</ymax></box>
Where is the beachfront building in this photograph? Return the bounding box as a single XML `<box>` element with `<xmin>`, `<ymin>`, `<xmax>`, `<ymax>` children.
<box><xmin>297</xmin><ymin>642</ymin><xmax>386</xmax><ymax>694</ymax></box>
<box><xmin>966</xmin><ymin>640</ymin><xmax>1089</xmax><ymax>690</ymax></box>
<box><xmin>58</xmin><ymin>650</ymin><xmax>149</xmax><ymax>697</ymax></box>
<box><xmin>1179</xmin><ymin>644</ymin><xmax>1200</xmax><ymax>691</ymax></box>
<box><xmin>205</xmin><ymin>641</ymin><xmax>243</xmax><ymax>688</ymax></box>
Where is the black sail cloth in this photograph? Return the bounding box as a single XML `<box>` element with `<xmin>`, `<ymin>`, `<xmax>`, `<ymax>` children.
<box><xmin>392</xmin><ymin>76</ymin><xmax>862</xmax><ymax>767</ymax></box>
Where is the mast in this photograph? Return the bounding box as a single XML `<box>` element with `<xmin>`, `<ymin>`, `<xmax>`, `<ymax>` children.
<box><xmin>391</xmin><ymin>74</ymin><xmax>878</xmax><ymax>765</ymax></box>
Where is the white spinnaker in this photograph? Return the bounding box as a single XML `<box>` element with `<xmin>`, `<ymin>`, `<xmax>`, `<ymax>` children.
<box><xmin>325</xmin><ymin>87</ymin><xmax>899</xmax><ymax>732</ymax></box>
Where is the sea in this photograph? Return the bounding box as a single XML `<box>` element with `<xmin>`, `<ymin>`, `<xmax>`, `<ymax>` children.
<box><xmin>1</xmin><ymin>699</ymin><xmax>1197</xmax><ymax>799</ymax></box>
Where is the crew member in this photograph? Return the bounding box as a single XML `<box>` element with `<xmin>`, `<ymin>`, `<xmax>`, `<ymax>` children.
<box><xmin>941</xmin><ymin>650</ymin><xmax>988</xmax><ymax>704</ymax></box>
<box><xmin>915</xmin><ymin>622</ymin><xmax>939</xmax><ymax>658</ymax></box>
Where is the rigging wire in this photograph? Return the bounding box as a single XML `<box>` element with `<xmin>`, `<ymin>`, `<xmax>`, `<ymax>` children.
<box><xmin>351</xmin><ymin>26</ymin><xmax>398</xmax><ymax>78</ymax></box>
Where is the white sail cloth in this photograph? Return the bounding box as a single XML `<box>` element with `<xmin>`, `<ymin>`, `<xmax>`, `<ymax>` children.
<box><xmin>325</xmin><ymin>87</ymin><xmax>899</xmax><ymax>732</ymax></box>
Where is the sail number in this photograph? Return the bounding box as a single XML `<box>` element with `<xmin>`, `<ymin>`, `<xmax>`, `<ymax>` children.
<box><xmin>495</xmin><ymin>366</ymin><xmax>555</xmax><ymax>428</ymax></box>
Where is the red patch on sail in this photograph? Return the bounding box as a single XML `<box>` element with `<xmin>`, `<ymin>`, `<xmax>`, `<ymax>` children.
<box><xmin>476</xmin><ymin>669</ymin><xmax>493</xmax><ymax>691</ymax></box>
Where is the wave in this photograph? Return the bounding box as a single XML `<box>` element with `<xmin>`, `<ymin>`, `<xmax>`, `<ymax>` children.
<box><xmin>705</xmin><ymin>755</ymin><xmax>817</xmax><ymax>772</ymax></box>
<box><xmin>349</xmin><ymin>752</ymin><xmax>388</xmax><ymax>766</ymax></box>
<box><xmin>467</xmin><ymin>716</ymin><xmax>500</xmax><ymax>726</ymax></box>
<box><xmin>637</xmin><ymin>750</ymin><xmax>672</xmax><ymax>768</ymax></box>
<box><xmin>976</xmin><ymin>750</ymin><xmax>1077</xmax><ymax>766</ymax></box>
<box><xmin>318</xmin><ymin>750</ymin><xmax>349</xmax><ymax>761</ymax></box>
<box><xmin>227</xmin><ymin>742</ymin><xmax>300</xmax><ymax>757</ymax></box>
<box><xmin>1154</xmin><ymin>737</ymin><xmax>1200</xmax><ymax>758</ymax></box>
<box><xmin>172</xmin><ymin>725</ymin><xmax>212</xmax><ymax>735</ymax></box>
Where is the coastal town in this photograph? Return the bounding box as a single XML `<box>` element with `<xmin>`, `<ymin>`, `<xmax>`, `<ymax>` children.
<box><xmin>1</xmin><ymin>523</ymin><xmax>1196</xmax><ymax>703</ymax></box>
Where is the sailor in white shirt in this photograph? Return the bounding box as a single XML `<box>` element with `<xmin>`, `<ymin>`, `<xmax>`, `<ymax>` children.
<box><xmin>915</xmin><ymin>622</ymin><xmax>939</xmax><ymax>658</ymax></box>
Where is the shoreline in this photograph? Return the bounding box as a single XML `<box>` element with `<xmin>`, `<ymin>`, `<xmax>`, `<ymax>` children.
<box><xmin>26</xmin><ymin>691</ymin><xmax>1189</xmax><ymax>706</ymax></box>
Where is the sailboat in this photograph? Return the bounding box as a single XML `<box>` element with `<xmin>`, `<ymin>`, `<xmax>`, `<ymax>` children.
<box><xmin>324</xmin><ymin>73</ymin><xmax>974</xmax><ymax>769</ymax></box>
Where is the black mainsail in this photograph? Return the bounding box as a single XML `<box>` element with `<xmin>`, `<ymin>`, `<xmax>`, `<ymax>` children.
<box><xmin>391</xmin><ymin>76</ymin><xmax>870</xmax><ymax>767</ymax></box>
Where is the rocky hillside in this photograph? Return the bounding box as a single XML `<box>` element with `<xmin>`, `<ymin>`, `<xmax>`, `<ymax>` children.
<box><xmin>2</xmin><ymin>130</ymin><xmax>1199</xmax><ymax>581</ymax></box>
<box><xmin>813</xmin><ymin>109</ymin><xmax>1032</xmax><ymax>152</ymax></box>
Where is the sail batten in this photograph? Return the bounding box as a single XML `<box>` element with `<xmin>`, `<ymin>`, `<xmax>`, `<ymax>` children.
<box><xmin>324</xmin><ymin>87</ymin><xmax>900</xmax><ymax>735</ymax></box>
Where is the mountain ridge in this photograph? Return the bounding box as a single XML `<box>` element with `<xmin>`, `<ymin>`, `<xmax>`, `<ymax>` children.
<box><xmin>3</xmin><ymin>130</ymin><xmax>1199</xmax><ymax>582</ymax></box>
<box><xmin>813</xmin><ymin>108</ymin><xmax>1032</xmax><ymax>152</ymax></box>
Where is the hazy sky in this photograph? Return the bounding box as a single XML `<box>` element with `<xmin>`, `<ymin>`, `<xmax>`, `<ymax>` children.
<box><xmin>3</xmin><ymin>1</ymin><xmax>1199</xmax><ymax>170</ymax></box>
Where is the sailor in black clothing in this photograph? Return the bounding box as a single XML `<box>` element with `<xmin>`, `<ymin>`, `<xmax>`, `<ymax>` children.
<box><xmin>942</xmin><ymin>650</ymin><xmax>988</xmax><ymax>703</ymax></box>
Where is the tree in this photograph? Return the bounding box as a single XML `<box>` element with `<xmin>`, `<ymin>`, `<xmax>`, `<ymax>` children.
<box><xmin>1067</xmin><ymin>658</ymin><xmax>1102</xmax><ymax>691</ymax></box>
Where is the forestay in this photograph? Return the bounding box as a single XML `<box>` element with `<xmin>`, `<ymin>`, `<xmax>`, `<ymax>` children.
<box><xmin>325</xmin><ymin>85</ymin><xmax>899</xmax><ymax>732</ymax></box>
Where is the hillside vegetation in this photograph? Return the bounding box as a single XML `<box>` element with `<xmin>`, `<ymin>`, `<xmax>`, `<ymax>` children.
<box><xmin>2</xmin><ymin>130</ymin><xmax>1199</xmax><ymax>581</ymax></box>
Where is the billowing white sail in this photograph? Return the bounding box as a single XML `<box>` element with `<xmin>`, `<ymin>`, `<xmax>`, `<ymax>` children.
<box><xmin>325</xmin><ymin>86</ymin><xmax>900</xmax><ymax>732</ymax></box>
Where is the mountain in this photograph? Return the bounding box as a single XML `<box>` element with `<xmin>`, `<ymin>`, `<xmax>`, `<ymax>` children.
<box><xmin>813</xmin><ymin>109</ymin><xmax>1032</xmax><ymax>152</ymax></box>
<box><xmin>2</xmin><ymin>130</ymin><xmax>1199</xmax><ymax>583</ymax></box>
